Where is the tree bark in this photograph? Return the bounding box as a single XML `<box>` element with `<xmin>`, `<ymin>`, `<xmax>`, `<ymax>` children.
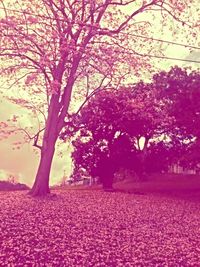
<box><xmin>29</xmin><ymin>137</ymin><xmax>56</xmax><ymax>196</ymax></box>
<box><xmin>138</xmin><ymin>136</ymin><xmax>149</xmax><ymax>181</ymax></box>
<box><xmin>29</xmin><ymin>96</ymin><xmax>60</xmax><ymax>197</ymax></box>
<box><xmin>102</xmin><ymin>175</ymin><xmax>114</xmax><ymax>191</ymax></box>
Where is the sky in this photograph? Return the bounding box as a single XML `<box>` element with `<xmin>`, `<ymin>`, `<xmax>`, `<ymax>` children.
<box><xmin>0</xmin><ymin>97</ymin><xmax>73</xmax><ymax>186</ymax></box>
<box><xmin>0</xmin><ymin>1</ymin><xmax>200</xmax><ymax>187</ymax></box>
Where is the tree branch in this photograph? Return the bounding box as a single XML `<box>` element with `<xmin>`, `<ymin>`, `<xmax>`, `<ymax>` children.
<box><xmin>98</xmin><ymin>0</ymin><xmax>157</xmax><ymax>35</ymax></box>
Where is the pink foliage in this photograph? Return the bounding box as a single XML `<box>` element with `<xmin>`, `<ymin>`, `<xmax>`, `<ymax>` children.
<box><xmin>25</xmin><ymin>74</ymin><xmax>37</xmax><ymax>86</ymax></box>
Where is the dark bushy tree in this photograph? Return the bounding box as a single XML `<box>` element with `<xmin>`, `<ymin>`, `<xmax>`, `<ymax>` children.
<box><xmin>153</xmin><ymin>66</ymin><xmax>200</xmax><ymax>170</ymax></box>
<box><xmin>71</xmin><ymin>132</ymin><xmax>141</xmax><ymax>189</ymax></box>
<box><xmin>66</xmin><ymin>66</ymin><xmax>200</xmax><ymax>188</ymax></box>
<box><xmin>68</xmin><ymin>83</ymin><xmax>170</xmax><ymax>188</ymax></box>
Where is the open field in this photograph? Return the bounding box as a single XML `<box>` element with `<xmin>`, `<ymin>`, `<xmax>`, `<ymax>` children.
<box><xmin>0</xmin><ymin>188</ymin><xmax>200</xmax><ymax>266</ymax></box>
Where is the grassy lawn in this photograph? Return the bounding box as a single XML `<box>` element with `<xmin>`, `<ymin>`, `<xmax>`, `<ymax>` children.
<box><xmin>0</xmin><ymin>186</ymin><xmax>200</xmax><ymax>266</ymax></box>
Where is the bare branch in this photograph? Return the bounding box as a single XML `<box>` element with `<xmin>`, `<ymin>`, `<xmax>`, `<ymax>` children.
<box><xmin>75</xmin><ymin>82</ymin><xmax>113</xmax><ymax>116</ymax></box>
<box><xmin>155</xmin><ymin>3</ymin><xmax>192</xmax><ymax>27</ymax></box>
<box><xmin>33</xmin><ymin>131</ymin><xmax>42</xmax><ymax>150</ymax></box>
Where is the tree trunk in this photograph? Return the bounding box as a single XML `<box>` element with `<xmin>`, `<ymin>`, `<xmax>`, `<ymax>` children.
<box><xmin>138</xmin><ymin>137</ymin><xmax>149</xmax><ymax>181</ymax></box>
<box><xmin>29</xmin><ymin>102</ymin><xmax>59</xmax><ymax>197</ymax></box>
<box><xmin>101</xmin><ymin>173</ymin><xmax>114</xmax><ymax>191</ymax></box>
<box><xmin>29</xmin><ymin>138</ymin><xmax>56</xmax><ymax>196</ymax></box>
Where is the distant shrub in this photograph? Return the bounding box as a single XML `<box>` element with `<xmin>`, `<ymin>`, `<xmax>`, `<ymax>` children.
<box><xmin>0</xmin><ymin>181</ymin><xmax>29</xmax><ymax>191</ymax></box>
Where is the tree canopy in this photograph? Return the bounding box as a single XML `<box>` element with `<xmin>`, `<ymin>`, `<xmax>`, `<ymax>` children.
<box><xmin>69</xmin><ymin>66</ymin><xmax>200</xmax><ymax>188</ymax></box>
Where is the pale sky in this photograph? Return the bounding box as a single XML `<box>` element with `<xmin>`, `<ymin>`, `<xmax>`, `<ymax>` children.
<box><xmin>0</xmin><ymin>97</ymin><xmax>73</xmax><ymax>186</ymax></box>
<box><xmin>0</xmin><ymin>1</ymin><xmax>200</xmax><ymax>186</ymax></box>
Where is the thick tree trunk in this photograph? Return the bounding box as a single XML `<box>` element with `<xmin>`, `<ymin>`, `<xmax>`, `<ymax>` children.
<box><xmin>101</xmin><ymin>173</ymin><xmax>114</xmax><ymax>191</ymax></box>
<box><xmin>29</xmin><ymin>100</ymin><xmax>59</xmax><ymax>197</ymax></box>
<box><xmin>29</xmin><ymin>138</ymin><xmax>56</xmax><ymax>196</ymax></box>
<box><xmin>137</xmin><ymin>136</ymin><xmax>150</xmax><ymax>181</ymax></box>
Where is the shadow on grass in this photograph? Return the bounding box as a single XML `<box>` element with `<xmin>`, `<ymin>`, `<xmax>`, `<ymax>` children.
<box><xmin>55</xmin><ymin>174</ymin><xmax>200</xmax><ymax>202</ymax></box>
<box><xmin>113</xmin><ymin>175</ymin><xmax>200</xmax><ymax>202</ymax></box>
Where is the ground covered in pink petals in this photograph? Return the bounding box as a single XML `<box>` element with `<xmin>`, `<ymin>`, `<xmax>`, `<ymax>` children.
<box><xmin>0</xmin><ymin>190</ymin><xmax>200</xmax><ymax>266</ymax></box>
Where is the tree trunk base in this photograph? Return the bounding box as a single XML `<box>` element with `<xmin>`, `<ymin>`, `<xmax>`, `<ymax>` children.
<box><xmin>28</xmin><ymin>184</ymin><xmax>51</xmax><ymax>197</ymax></box>
<box><xmin>28</xmin><ymin>190</ymin><xmax>57</xmax><ymax>199</ymax></box>
<box><xmin>104</xmin><ymin>187</ymin><xmax>115</xmax><ymax>192</ymax></box>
